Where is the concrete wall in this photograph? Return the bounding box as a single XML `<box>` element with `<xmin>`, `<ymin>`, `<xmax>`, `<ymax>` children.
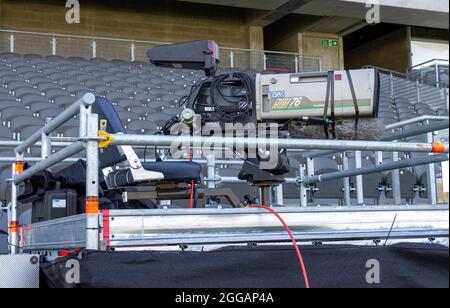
<box><xmin>345</xmin><ymin>27</ymin><xmax>412</xmax><ymax>73</ymax></box>
<box><xmin>0</xmin><ymin>0</ymin><xmax>255</xmax><ymax>58</ymax></box>
<box><xmin>299</xmin><ymin>32</ymin><xmax>344</xmax><ymax>71</ymax></box>
<box><xmin>264</xmin><ymin>15</ymin><xmax>344</xmax><ymax>71</ymax></box>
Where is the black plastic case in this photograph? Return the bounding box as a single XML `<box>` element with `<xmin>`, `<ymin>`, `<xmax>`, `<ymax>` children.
<box><xmin>32</xmin><ymin>189</ymin><xmax>78</xmax><ymax>223</ymax></box>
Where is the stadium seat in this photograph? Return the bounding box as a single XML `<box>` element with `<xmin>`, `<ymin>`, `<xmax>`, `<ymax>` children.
<box><xmin>312</xmin><ymin>158</ymin><xmax>343</xmax><ymax>200</ymax></box>
<box><xmin>383</xmin><ymin>160</ymin><xmax>417</xmax><ymax>202</ymax></box>
<box><xmin>127</xmin><ymin>120</ymin><xmax>159</xmax><ymax>134</ymax></box>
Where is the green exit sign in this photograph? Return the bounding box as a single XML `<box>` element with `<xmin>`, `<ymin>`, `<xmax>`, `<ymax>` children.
<box><xmin>321</xmin><ymin>39</ymin><xmax>339</xmax><ymax>47</ymax></box>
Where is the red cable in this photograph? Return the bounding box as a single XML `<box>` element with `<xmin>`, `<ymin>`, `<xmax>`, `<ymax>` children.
<box><xmin>250</xmin><ymin>205</ymin><xmax>311</xmax><ymax>289</ymax></box>
<box><xmin>188</xmin><ymin>151</ymin><xmax>195</xmax><ymax>209</ymax></box>
<box><xmin>189</xmin><ymin>179</ymin><xmax>195</xmax><ymax>209</ymax></box>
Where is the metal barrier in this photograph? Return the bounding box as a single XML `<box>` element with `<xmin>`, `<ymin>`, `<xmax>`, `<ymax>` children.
<box><xmin>408</xmin><ymin>59</ymin><xmax>449</xmax><ymax>88</ymax></box>
<box><xmin>364</xmin><ymin>65</ymin><xmax>449</xmax><ymax>111</ymax></box>
<box><xmin>6</xmin><ymin>94</ymin><xmax>450</xmax><ymax>254</ymax></box>
<box><xmin>0</xmin><ymin>29</ymin><xmax>321</xmax><ymax>72</ymax></box>
<box><xmin>8</xmin><ymin>93</ymin><xmax>97</xmax><ymax>254</ymax></box>
<box><xmin>21</xmin><ymin>206</ymin><xmax>449</xmax><ymax>251</ymax></box>
<box><xmin>304</xmin><ymin>115</ymin><xmax>449</xmax><ymax>206</ymax></box>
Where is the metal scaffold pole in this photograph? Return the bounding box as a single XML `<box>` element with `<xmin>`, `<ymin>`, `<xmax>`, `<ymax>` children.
<box><xmin>108</xmin><ymin>134</ymin><xmax>449</xmax><ymax>154</ymax></box>
<box><xmin>342</xmin><ymin>153</ymin><xmax>352</xmax><ymax>206</ymax></box>
<box><xmin>85</xmin><ymin>114</ymin><xmax>100</xmax><ymax>250</ymax></box>
<box><xmin>305</xmin><ymin>120</ymin><xmax>449</xmax><ymax>159</ymax></box>
<box><xmin>301</xmin><ymin>154</ymin><xmax>449</xmax><ymax>185</ymax></box>
<box><xmin>355</xmin><ymin>151</ymin><xmax>364</xmax><ymax>205</ymax></box>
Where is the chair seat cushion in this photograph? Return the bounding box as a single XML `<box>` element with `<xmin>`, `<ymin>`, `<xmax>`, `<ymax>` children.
<box><xmin>142</xmin><ymin>161</ymin><xmax>202</xmax><ymax>182</ymax></box>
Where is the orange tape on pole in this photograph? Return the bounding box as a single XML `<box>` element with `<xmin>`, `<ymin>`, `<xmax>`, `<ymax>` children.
<box><xmin>15</xmin><ymin>162</ymin><xmax>25</xmax><ymax>173</ymax></box>
<box><xmin>86</xmin><ymin>196</ymin><xmax>99</xmax><ymax>214</ymax></box>
<box><xmin>9</xmin><ymin>221</ymin><xmax>19</xmax><ymax>233</ymax></box>
<box><xmin>432</xmin><ymin>142</ymin><xmax>445</xmax><ymax>153</ymax></box>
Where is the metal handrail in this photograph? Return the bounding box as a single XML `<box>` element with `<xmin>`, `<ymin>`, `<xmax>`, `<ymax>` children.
<box><xmin>409</xmin><ymin>59</ymin><xmax>449</xmax><ymax>71</ymax></box>
<box><xmin>362</xmin><ymin>65</ymin><xmax>409</xmax><ymax>78</ymax></box>
<box><xmin>0</xmin><ymin>28</ymin><xmax>309</xmax><ymax>58</ymax></box>
<box><xmin>304</xmin><ymin>120</ymin><xmax>450</xmax><ymax>159</ymax></box>
<box><xmin>109</xmin><ymin>133</ymin><xmax>449</xmax><ymax>153</ymax></box>
<box><xmin>14</xmin><ymin>93</ymin><xmax>96</xmax><ymax>155</ymax></box>
<box><xmin>385</xmin><ymin>115</ymin><xmax>449</xmax><ymax>130</ymax></box>
<box><xmin>363</xmin><ymin>65</ymin><xmax>449</xmax><ymax>88</ymax></box>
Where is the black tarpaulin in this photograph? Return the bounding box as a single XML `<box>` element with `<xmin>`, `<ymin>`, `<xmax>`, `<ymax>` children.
<box><xmin>40</xmin><ymin>243</ymin><xmax>449</xmax><ymax>288</ymax></box>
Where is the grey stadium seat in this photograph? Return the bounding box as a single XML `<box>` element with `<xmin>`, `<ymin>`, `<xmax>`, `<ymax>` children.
<box><xmin>129</xmin><ymin>106</ymin><xmax>153</xmax><ymax>118</ymax></box>
<box><xmin>127</xmin><ymin>120</ymin><xmax>159</xmax><ymax>134</ymax></box>
<box><xmin>37</xmin><ymin>82</ymin><xmax>60</xmax><ymax>93</ymax></box>
<box><xmin>382</xmin><ymin>160</ymin><xmax>417</xmax><ymax>202</ymax></box>
<box><xmin>28</xmin><ymin>102</ymin><xmax>58</xmax><ymax>112</ymax></box>
<box><xmin>313</xmin><ymin>158</ymin><xmax>343</xmax><ymax>200</ymax></box>
<box><xmin>106</xmin><ymin>92</ymin><xmax>130</xmax><ymax>105</ymax></box>
<box><xmin>20</xmin><ymin>94</ymin><xmax>49</xmax><ymax>106</ymax></box>
<box><xmin>117</xmin><ymin>99</ymin><xmax>143</xmax><ymax>111</ymax></box>
<box><xmin>117</xmin><ymin>111</ymin><xmax>141</xmax><ymax>123</ymax></box>
<box><xmin>13</xmin><ymin>87</ymin><xmax>42</xmax><ymax>98</ymax></box>
<box><xmin>38</xmin><ymin>108</ymin><xmax>64</xmax><ymax>119</ymax></box>
<box><xmin>0</xmin><ymin>107</ymin><xmax>34</xmax><ymax>121</ymax></box>
<box><xmin>93</xmin><ymin>85</ymin><xmax>111</xmax><ymax>96</ymax></box>
<box><xmin>0</xmin><ymin>126</ymin><xmax>13</xmax><ymax>140</ymax></box>
<box><xmin>10</xmin><ymin>116</ymin><xmax>45</xmax><ymax>139</ymax></box>
<box><xmin>54</xmin><ymin>96</ymin><xmax>77</xmax><ymax>107</ymax></box>
<box><xmin>349</xmin><ymin>158</ymin><xmax>383</xmax><ymax>200</ymax></box>
<box><xmin>437</xmin><ymin>109</ymin><xmax>449</xmax><ymax>116</ymax></box>
<box><xmin>0</xmin><ymin>100</ymin><xmax>20</xmax><ymax>111</ymax></box>
<box><xmin>46</xmin><ymin>88</ymin><xmax>72</xmax><ymax>99</ymax></box>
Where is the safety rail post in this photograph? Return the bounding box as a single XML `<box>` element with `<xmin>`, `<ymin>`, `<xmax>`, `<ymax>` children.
<box><xmin>427</xmin><ymin>132</ymin><xmax>438</xmax><ymax>205</ymax></box>
<box><xmin>263</xmin><ymin>53</ymin><xmax>267</xmax><ymax>71</ymax></box>
<box><xmin>306</xmin><ymin>157</ymin><xmax>315</xmax><ymax>200</ymax></box>
<box><xmin>299</xmin><ymin>164</ymin><xmax>307</xmax><ymax>207</ymax></box>
<box><xmin>274</xmin><ymin>185</ymin><xmax>284</xmax><ymax>206</ymax></box>
<box><xmin>85</xmin><ymin>113</ymin><xmax>100</xmax><ymax>250</ymax></box>
<box><xmin>392</xmin><ymin>151</ymin><xmax>402</xmax><ymax>205</ymax></box>
<box><xmin>230</xmin><ymin>50</ymin><xmax>235</xmax><ymax>68</ymax></box>
<box><xmin>79</xmin><ymin>99</ymin><xmax>92</xmax><ymax>138</ymax></box>
<box><xmin>9</xmin><ymin>33</ymin><xmax>14</xmax><ymax>53</ymax></box>
<box><xmin>416</xmin><ymin>79</ymin><xmax>421</xmax><ymax>103</ymax></box>
<box><xmin>51</xmin><ymin>37</ymin><xmax>57</xmax><ymax>56</ymax></box>
<box><xmin>306</xmin><ymin>158</ymin><xmax>314</xmax><ymax>176</ymax></box>
<box><xmin>206</xmin><ymin>155</ymin><xmax>216</xmax><ymax>189</ymax></box>
<box><xmin>435</xmin><ymin>61</ymin><xmax>440</xmax><ymax>88</ymax></box>
<box><xmin>130</xmin><ymin>42</ymin><xmax>136</xmax><ymax>62</ymax></box>
<box><xmin>342</xmin><ymin>152</ymin><xmax>351</xmax><ymax>206</ymax></box>
<box><xmin>9</xmin><ymin>155</ymin><xmax>23</xmax><ymax>255</ymax></box>
<box><xmin>355</xmin><ymin>151</ymin><xmax>364</xmax><ymax>205</ymax></box>
<box><xmin>389</xmin><ymin>72</ymin><xmax>394</xmax><ymax>97</ymax></box>
<box><xmin>41</xmin><ymin>118</ymin><xmax>52</xmax><ymax>160</ymax></box>
<box><xmin>91</xmin><ymin>40</ymin><xmax>97</xmax><ymax>58</ymax></box>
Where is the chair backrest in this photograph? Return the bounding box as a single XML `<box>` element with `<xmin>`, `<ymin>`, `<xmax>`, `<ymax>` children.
<box><xmin>92</xmin><ymin>97</ymin><xmax>128</xmax><ymax>168</ymax></box>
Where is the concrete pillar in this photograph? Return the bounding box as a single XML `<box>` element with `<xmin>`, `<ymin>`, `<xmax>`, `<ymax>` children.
<box><xmin>0</xmin><ymin>0</ymin><xmax>4</xmax><ymax>53</ymax></box>
<box><xmin>249</xmin><ymin>26</ymin><xmax>264</xmax><ymax>71</ymax></box>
